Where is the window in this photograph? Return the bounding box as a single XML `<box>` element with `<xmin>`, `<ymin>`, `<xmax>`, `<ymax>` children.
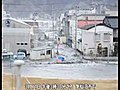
<box><xmin>104</xmin><ymin>33</ymin><xmax>110</xmax><ymax>41</ymax></box>
<box><xmin>95</xmin><ymin>33</ymin><xmax>100</xmax><ymax>41</ymax></box>
<box><xmin>21</xmin><ymin>43</ymin><xmax>24</xmax><ymax>45</ymax></box>
<box><xmin>113</xmin><ymin>37</ymin><xmax>118</xmax><ymax>42</ymax></box>
<box><xmin>25</xmin><ymin>43</ymin><xmax>28</xmax><ymax>45</ymax></box>
<box><xmin>16</xmin><ymin>43</ymin><xmax>20</xmax><ymax>45</ymax></box>
<box><xmin>2</xmin><ymin>55</ymin><xmax>13</xmax><ymax>60</ymax></box>
<box><xmin>17</xmin><ymin>42</ymin><xmax>28</xmax><ymax>45</ymax></box>
<box><xmin>5</xmin><ymin>19</ymin><xmax>11</xmax><ymax>27</ymax></box>
<box><xmin>46</xmin><ymin>50</ymin><xmax>51</xmax><ymax>55</ymax></box>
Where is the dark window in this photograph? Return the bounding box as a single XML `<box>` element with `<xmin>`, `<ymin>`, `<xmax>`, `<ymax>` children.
<box><xmin>21</xmin><ymin>43</ymin><xmax>24</xmax><ymax>45</ymax></box>
<box><xmin>104</xmin><ymin>33</ymin><xmax>110</xmax><ymax>41</ymax></box>
<box><xmin>46</xmin><ymin>50</ymin><xmax>51</xmax><ymax>55</ymax></box>
<box><xmin>17</xmin><ymin>43</ymin><xmax>20</xmax><ymax>45</ymax></box>
<box><xmin>40</xmin><ymin>53</ymin><xmax>45</xmax><ymax>55</ymax></box>
<box><xmin>58</xmin><ymin>38</ymin><xmax>60</xmax><ymax>41</ymax></box>
<box><xmin>113</xmin><ymin>38</ymin><xmax>118</xmax><ymax>42</ymax></box>
<box><xmin>25</xmin><ymin>43</ymin><xmax>28</xmax><ymax>45</ymax></box>
<box><xmin>5</xmin><ymin>19</ymin><xmax>11</xmax><ymax>27</ymax></box>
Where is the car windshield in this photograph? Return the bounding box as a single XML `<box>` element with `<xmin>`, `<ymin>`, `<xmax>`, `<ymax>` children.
<box><xmin>2</xmin><ymin>55</ymin><xmax>14</xmax><ymax>61</ymax></box>
<box><xmin>18</xmin><ymin>54</ymin><xmax>24</xmax><ymax>55</ymax></box>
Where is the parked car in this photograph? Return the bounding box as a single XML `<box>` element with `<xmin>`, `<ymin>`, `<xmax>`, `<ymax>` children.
<box><xmin>17</xmin><ymin>52</ymin><xmax>26</xmax><ymax>60</ymax></box>
<box><xmin>2</xmin><ymin>52</ymin><xmax>14</xmax><ymax>61</ymax></box>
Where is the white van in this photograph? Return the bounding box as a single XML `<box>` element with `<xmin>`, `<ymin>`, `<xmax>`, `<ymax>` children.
<box><xmin>17</xmin><ymin>52</ymin><xmax>26</xmax><ymax>60</ymax></box>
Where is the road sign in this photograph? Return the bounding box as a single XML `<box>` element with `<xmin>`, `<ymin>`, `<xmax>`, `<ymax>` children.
<box><xmin>5</xmin><ymin>19</ymin><xmax>11</xmax><ymax>27</ymax></box>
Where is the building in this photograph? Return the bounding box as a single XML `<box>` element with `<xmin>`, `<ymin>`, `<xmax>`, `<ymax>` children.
<box><xmin>103</xmin><ymin>16</ymin><xmax>118</xmax><ymax>56</ymax></box>
<box><xmin>77</xmin><ymin>14</ymin><xmax>106</xmax><ymax>28</ymax></box>
<box><xmin>22</xmin><ymin>19</ymin><xmax>53</xmax><ymax>31</ymax></box>
<box><xmin>2</xmin><ymin>16</ymin><xmax>32</xmax><ymax>54</ymax></box>
<box><xmin>77</xmin><ymin>23</ymin><xmax>113</xmax><ymax>56</ymax></box>
<box><xmin>30</xmin><ymin>46</ymin><xmax>54</xmax><ymax>60</ymax></box>
<box><xmin>63</xmin><ymin>13</ymin><xmax>106</xmax><ymax>48</ymax></box>
<box><xmin>21</xmin><ymin>19</ymin><xmax>56</xmax><ymax>48</ymax></box>
<box><xmin>103</xmin><ymin>16</ymin><xmax>118</xmax><ymax>43</ymax></box>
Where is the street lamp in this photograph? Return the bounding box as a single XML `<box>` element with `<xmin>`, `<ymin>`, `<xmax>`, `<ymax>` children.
<box><xmin>14</xmin><ymin>60</ymin><xmax>25</xmax><ymax>90</ymax></box>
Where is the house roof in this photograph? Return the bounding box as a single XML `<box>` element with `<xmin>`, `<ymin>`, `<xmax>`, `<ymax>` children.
<box><xmin>80</xmin><ymin>23</ymin><xmax>113</xmax><ymax>30</ymax></box>
<box><xmin>2</xmin><ymin>17</ymin><xmax>32</xmax><ymax>28</ymax></box>
<box><xmin>77</xmin><ymin>14</ymin><xmax>108</xmax><ymax>17</ymax></box>
<box><xmin>80</xmin><ymin>24</ymin><xmax>96</xmax><ymax>30</ymax></box>
<box><xmin>78</xmin><ymin>20</ymin><xmax>102</xmax><ymax>28</ymax></box>
<box><xmin>103</xmin><ymin>16</ymin><xmax>118</xmax><ymax>29</ymax></box>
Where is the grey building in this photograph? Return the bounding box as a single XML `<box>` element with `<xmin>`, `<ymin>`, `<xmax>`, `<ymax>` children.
<box><xmin>2</xmin><ymin>17</ymin><xmax>32</xmax><ymax>54</ymax></box>
<box><xmin>103</xmin><ymin>16</ymin><xmax>118</xmax><ymax>43</ymax></box>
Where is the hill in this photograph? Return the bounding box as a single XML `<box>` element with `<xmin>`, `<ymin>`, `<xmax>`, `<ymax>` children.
<box><xmin>2</xmin><ymin>0</ymin><xmax>118</xmax><ymax>18</ymax></box>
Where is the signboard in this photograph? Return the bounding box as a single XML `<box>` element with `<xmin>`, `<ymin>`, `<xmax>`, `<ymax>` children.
<box><xmin>5</xmin><ymin>19</ymin><xmax>11</xmax><ymax>27</ymax></box>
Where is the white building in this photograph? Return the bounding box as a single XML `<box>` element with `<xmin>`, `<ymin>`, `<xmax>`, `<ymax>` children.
<box><xmin>77</xmin><ymin>23</ymin><xmax>113</xmax><ymax>56</ymax></box>
<box><xmin>21</xmin><ymin>19</ymin><xmax>56</xmax><ymax>48</ymax></box>
<box><xmin>21</xmin><ymin>19</ymin><xmax>53</xmax><ymax>31</ymax></box>
<box><xmin>30</xmin><ymin>46</ymin><xmax>54</xmax><ymax>60</ymax></box>
<box><xmin>2</xmin><ymin>16</ymin><xmax>32</xmax><ymax>54</ymax></box>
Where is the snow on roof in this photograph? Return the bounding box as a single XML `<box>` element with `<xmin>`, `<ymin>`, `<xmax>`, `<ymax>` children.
<box><xmin>2</xmin><ymin>17</ymin><xmax>32</xmax><ymax>28</ymax></box>
<box><xmin>81</xmin><ymin>23</ymin><xmax>113</xmax><ymax>30</ymax></box>
<box><xmin>22</xmin><ymin>19</ymin><xmax>52</xmax><ymax>22</ymax></box>
<box><xmin>2</xmin><ymin>52</ymin><xmax>13</xmax><ymax>55</ymax></box>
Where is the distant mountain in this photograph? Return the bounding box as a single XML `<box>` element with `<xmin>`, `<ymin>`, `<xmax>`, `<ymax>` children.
<box><xmin>2</xmin><ymin>0</ymin><xmax>118</xmax><ymax>18</ymax></box>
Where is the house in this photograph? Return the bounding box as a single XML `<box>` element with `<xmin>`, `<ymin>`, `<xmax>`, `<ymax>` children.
<box><xmin>2</xmin><ymin>16</ymin><xmax>32</xmax><ymax>54</ymax></box>
<box><xmin>61</xmin><ymin>13</ymin><xmax>107</xmax><ymax>48</ymax></box>
<box><xmin>103</xmin><ymin>16</ymin><xmax>118</xmax><ymax>43</ymax></box>
<box><xmin>77</xmin><ymin>14</ymin><xmax>106</xmax><ymax>28</ymax></box>
<box><xmin>30</xmin><ymin>46</ymin><xmax>54</xmax><ymax>60</ymax></box>
<box><xmin>103</xmin><ymin>16</ymin><xmax>118</xmax><ymax>56</ymax></box>
<box><xmin>77</xmin><ymin>23</ymin><xmax>114</xmax><ymax>56</ymax></box>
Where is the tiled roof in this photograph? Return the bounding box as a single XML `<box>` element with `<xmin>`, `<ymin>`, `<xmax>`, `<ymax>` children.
<box><xmin>103</xmin><ymin>16</ymin><xmax>118</xmax><ymax>29</ymax></box>
<box><xmin>80</xmin><ymin>23</ymin><xmax>113</xmax><ymax>30</ymax></box>
<box><xmin>78</xmin><ymin>20</ymin><xmax>102</xmax><ymax>28</ymax></box>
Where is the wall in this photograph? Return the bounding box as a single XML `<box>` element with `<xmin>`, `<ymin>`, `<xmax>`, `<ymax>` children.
<box><xmin>30</xmin><ymin>48</ymin><xmax>53</xmax><ymax>60</ymax></box>
<box><xmin>3</xmin><ymin>28</ymin><xmax>31</xmax><ymax>54</ymax></box>
<box><xmin>77</xmin><ymin>25</ymin><xmax>113</xmax><ymax>55</ymax></box>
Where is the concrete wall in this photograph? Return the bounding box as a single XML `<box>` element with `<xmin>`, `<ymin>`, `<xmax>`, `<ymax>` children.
<box><xmin>30</xmin><ymin>48</ymin><xmax>53</xmax><ymax>60</ymax></box>
<box><xmin>2</xmin><ymin>28</ymin><xmax>31</xmax><ymax>54</ymax></box>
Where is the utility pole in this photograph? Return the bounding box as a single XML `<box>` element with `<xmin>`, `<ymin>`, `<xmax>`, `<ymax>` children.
<box><xmin>107</xmin><ymin>44</ymin><xmax>110</xmax><ymax>63</ymax></box>
<box><xmin>81</xmin><ymin>28</ymin><xmax>83</xmax><ymax>60</ymax></box>
<box><xmin>32</xmin><ymin>13</ymin><xmax>38</xmax><ymax>48</ymax></box>
<box><xmin>74</xmin><ymin>6</ymin><xmax>78</xmax><ymax>56</ymax></box>
<box><xmin>93</xmin><ymin>3</ymin><xmax>97</xmax><ymax>61</ymax></box>
<box><xmin>52</xmin><ymin>5</ymin><xmax>55</xmax><ymax>46</ymax></box>
<box><xmin>56</xmin><ymin>16</ymin><xmax>61</xmax><ymax>54</ymax></box>
<box><xmin>65</xmin><ymin>12</ymin><xmax>69</xmax><ymax>46</ymax></box>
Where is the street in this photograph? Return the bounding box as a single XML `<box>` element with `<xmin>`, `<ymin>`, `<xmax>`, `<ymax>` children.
<box><xmin>2</xmin><ymin>44</ymin><xmax>118</xmax><ymax>80</ymax></box>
